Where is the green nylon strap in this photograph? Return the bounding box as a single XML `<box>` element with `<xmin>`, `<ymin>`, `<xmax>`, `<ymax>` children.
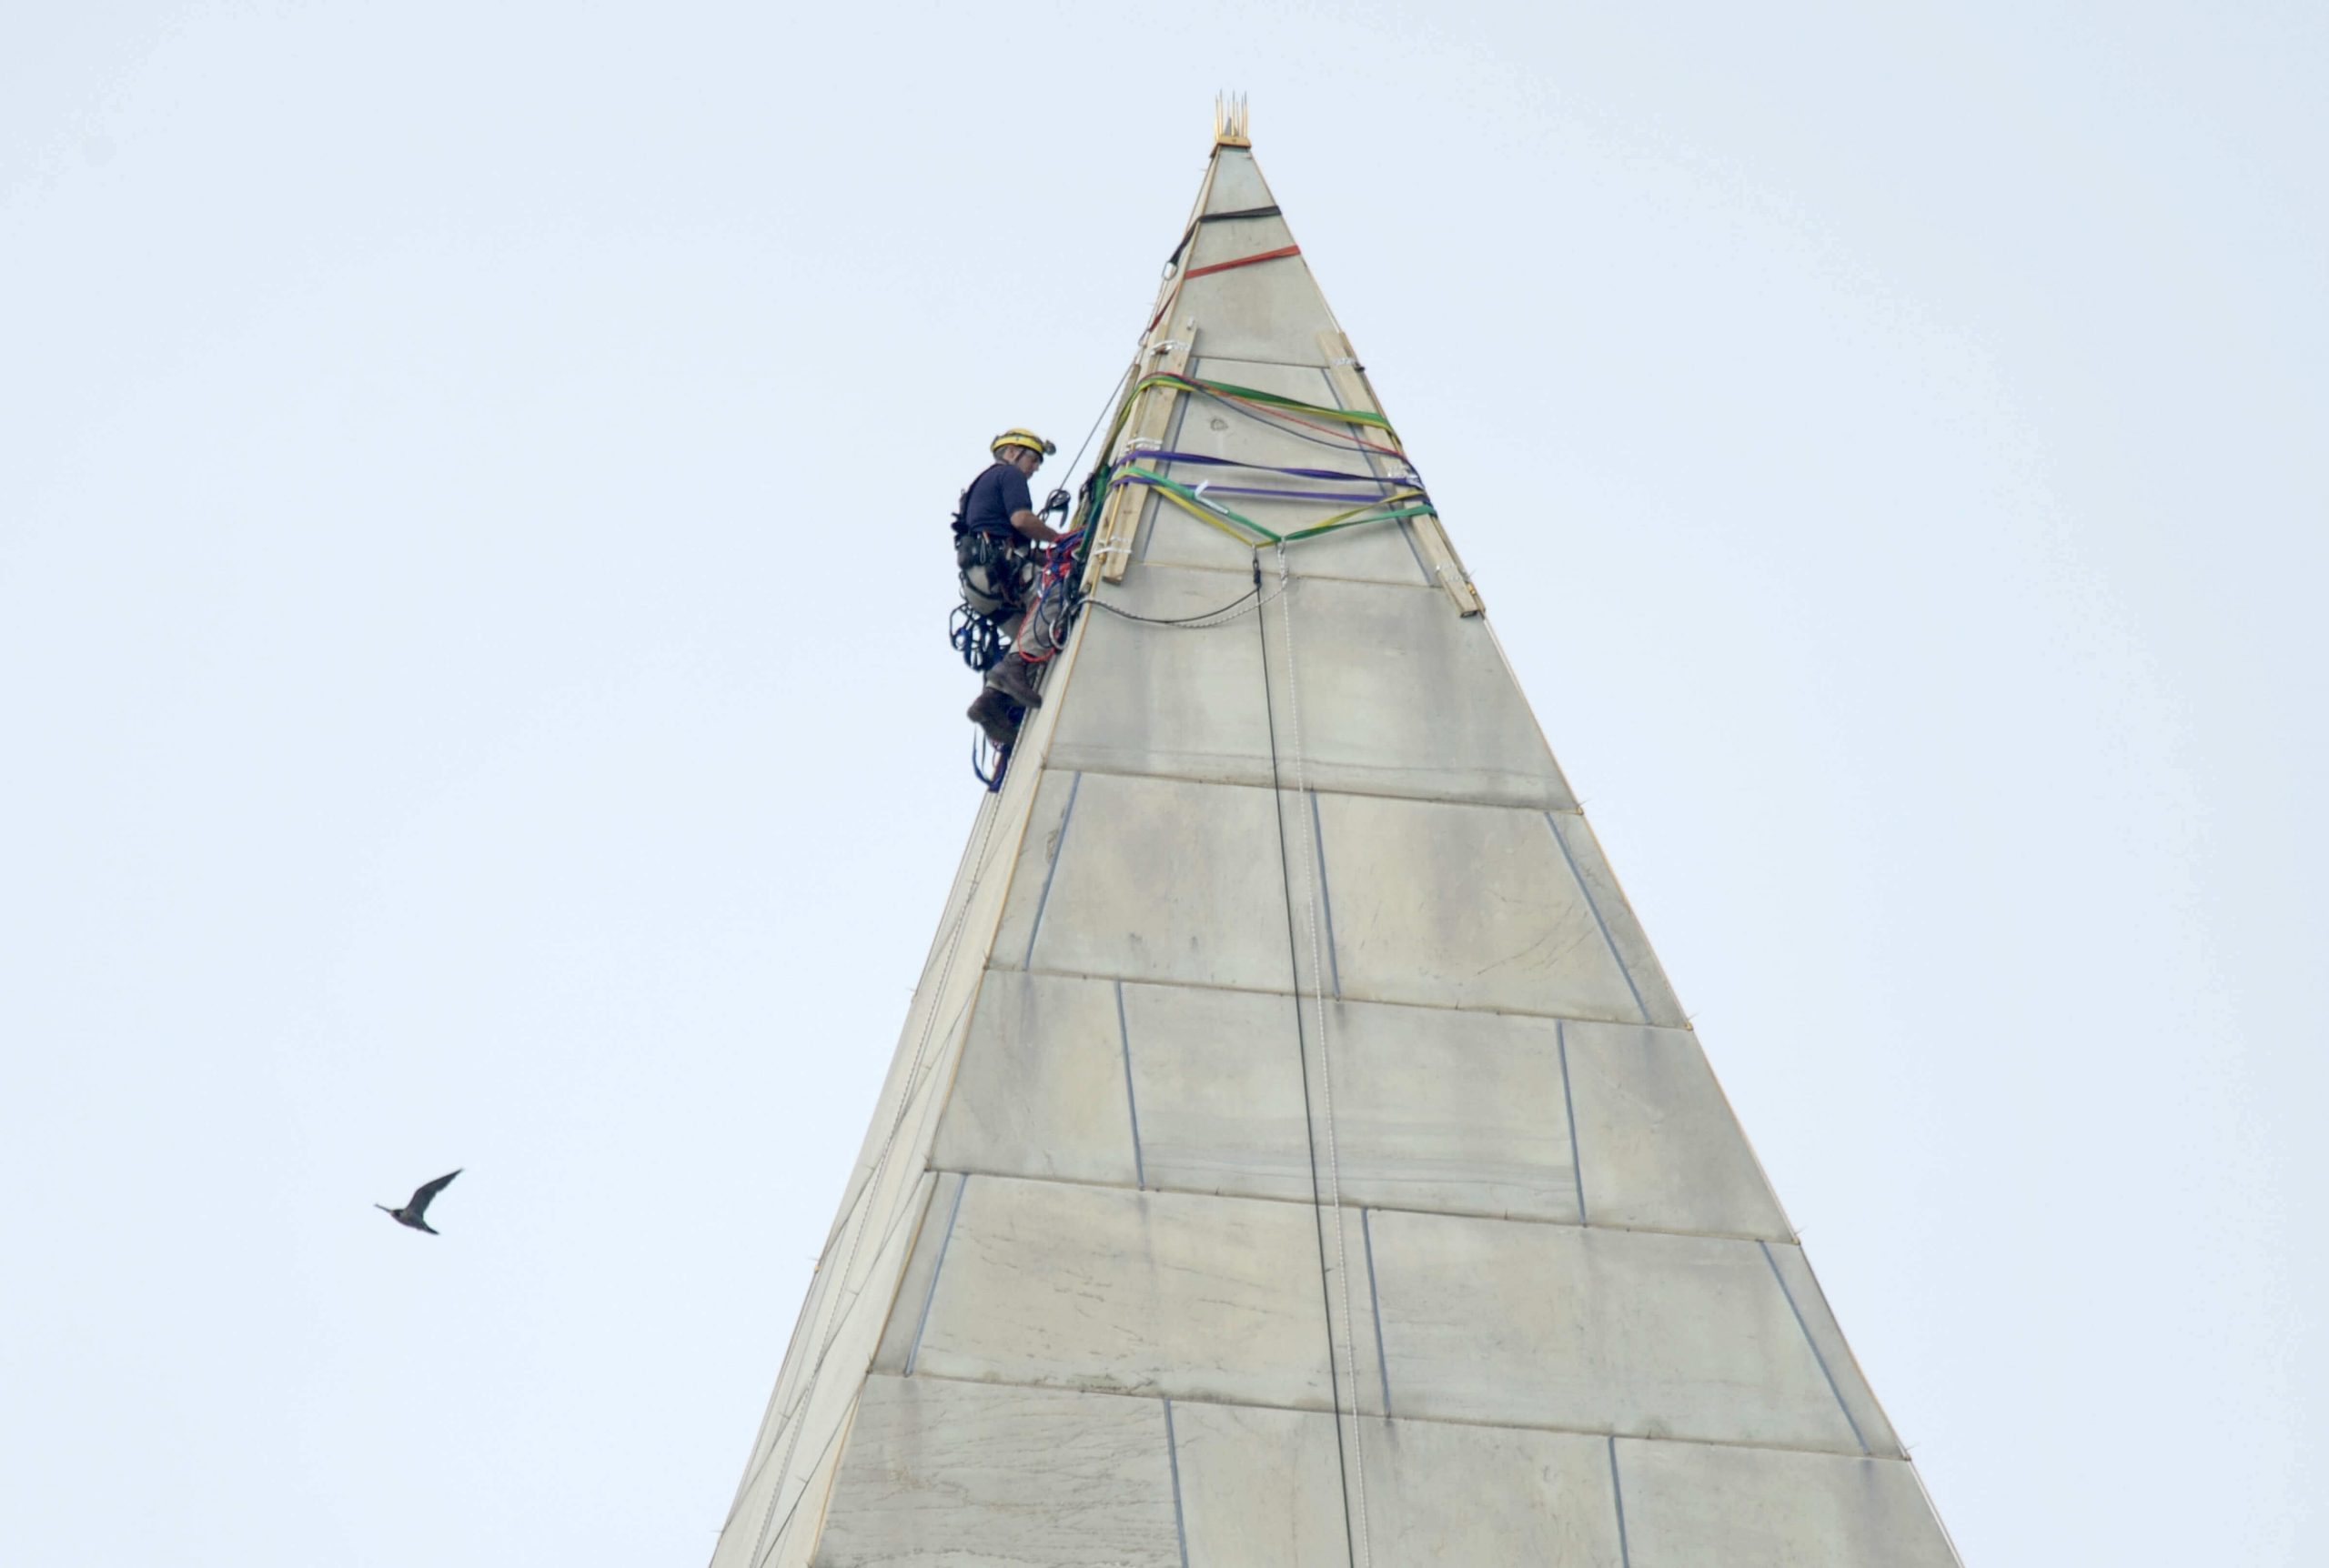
<box><xmin>1130</xmin><ymin>373</ymin><xmax>1400</xmax><ymax>438</ymax></box>
<box><xmin>1118</xmin><ymin>470</ymin><xmax>1437</xmax><ymax>548</ymax></box>
<box><xmin>1281</xmin><ymin>502</ymin><xmax>1440</xmax><ymax>541</ymax></box>
<box><xmin>1132</xmin><ymin>470</ymin><xmax>1278</xmax><ymax>541</ymax></box>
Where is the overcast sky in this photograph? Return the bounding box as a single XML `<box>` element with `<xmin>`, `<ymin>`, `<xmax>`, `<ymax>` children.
<box><xmin>4</xmin><ymin>4</ymin><xmax>2323</xmax><ymax>1564</ymax></box>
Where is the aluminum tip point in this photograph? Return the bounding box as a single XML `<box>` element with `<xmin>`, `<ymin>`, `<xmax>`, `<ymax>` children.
<box><xmin>1214</xmin><ymin>92</ymin><xmax>1252</xmax><ymax>147</ymax></box>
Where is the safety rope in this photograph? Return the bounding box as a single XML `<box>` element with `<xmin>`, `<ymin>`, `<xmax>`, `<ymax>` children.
<box><xmin>744</xmin><ymin>790</ymin><xmax>1015</xmax><ymax>1566</ymax></box>
<box><xmin>1252</xmin><ymin>548</ymin><xmax>1374</xmax><ymax>1568</ymax></box>
<box><xmin>1085</xmin><ymin>572</ymin><xmax>1285</xmax><ymax>630</ymax></box>
<box><xmin>1014</xmin><ymin>528</ymin><xmax>1087</xmax><ymax>667</ymax></box>
<box><xmin>1272</xmin><ymin>542</ymin><xmax>1375</xmax><ymax>1568</ymax></box>
<box><xmin>1058</xmin><ymin>359</ymin><xmax>1135</xmax><ymax>493</ymax></box>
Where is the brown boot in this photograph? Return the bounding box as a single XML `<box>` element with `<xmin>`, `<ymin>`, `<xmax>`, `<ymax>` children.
<box><xmin>987</xmin><ymin>652</ymin><xmax>1044</xmax><ymax>709</ymax></box>
<box><xmin>966</xmin><ymin>688</ymin><xmax>1020</xmax><ymax>749</ymax></box>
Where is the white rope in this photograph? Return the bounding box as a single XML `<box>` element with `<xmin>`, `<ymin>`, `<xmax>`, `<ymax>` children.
<box><xmin>1273</xmin><ymin>543</ymin><xmax>1374</xmax><ymax>1568</ymax></box>
<box><xmin>744</xmin><ymin>791</ymin><xmax>1012</xmax><ymax>1568</ymax></box>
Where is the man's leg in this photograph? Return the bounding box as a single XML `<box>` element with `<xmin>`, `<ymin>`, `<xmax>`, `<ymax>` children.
<box><xmin>982</xmin><ymin>548</ymin><xmax>1048</xmax><ymax>709</ymax></box>
<box><xmin>966</xmin><ymin>685</ymin><xmax>1019</xmax><ymax>747</ymax></box>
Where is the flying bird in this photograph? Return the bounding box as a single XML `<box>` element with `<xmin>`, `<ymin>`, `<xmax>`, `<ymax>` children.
<box><xmin>377</xmin><ymin>1169</ymin><xmax>461</xmax><ymax>1234</ymax></box>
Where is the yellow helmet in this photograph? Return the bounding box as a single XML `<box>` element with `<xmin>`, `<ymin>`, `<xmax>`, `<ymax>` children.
<box><xmin>991</xmin><ymin>427</ymin><xmax>1056</xmax><ymax>459</ymax></box>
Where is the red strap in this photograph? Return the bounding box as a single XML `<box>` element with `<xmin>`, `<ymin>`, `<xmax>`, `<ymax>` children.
<box><xmin>1182</xmin><ymin>244</ymin><xmax>1302</xmax><ymax>280</ymax></box>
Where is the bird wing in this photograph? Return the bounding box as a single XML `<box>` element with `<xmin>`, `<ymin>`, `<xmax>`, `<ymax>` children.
<box><xmin>407</xmin><ymin>1169</ymin><xmax>462</xmax><ymax>1214</ymax></box>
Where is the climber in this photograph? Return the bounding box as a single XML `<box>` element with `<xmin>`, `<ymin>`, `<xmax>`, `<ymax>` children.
<box><xmin>956</xmin><ymin>427</ymin><xmax>1068</xmax><ymax>748</ymax></box>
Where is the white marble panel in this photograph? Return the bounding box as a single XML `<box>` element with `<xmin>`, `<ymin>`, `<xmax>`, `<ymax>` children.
<box><xmin>1548</xmin><ymin>809</ymin><xmax>1688</xmax><ymax>1025</ymax></box>
<box><xmin>1095</xmin><ymin>981</ymin><xmax>1580</xmax><ymax>1221</ymax></box>
<box><xmin>1359</xmin><ymin>1418</ymin><xmax>1626</xmax><ymax>1567</ymax></box>
<box><xmin>1009</xmin><ymin>772</ymin><xmax>1297</xmax><ymax>995</ymax></box>
<box><xmin>1122</xmin><ymin>980</ymin><xmax>1314</xmax><ymax>1201</ymax></box>
<box><xmin>719</xmin><ymin>1171</ymin><xmax>933</xmax><ymax>1568</ymax></box>
<box><xmin>1764</xmin><ymin>1241</ymin><xmax>1901</xmax><ymax>1455</ymax></box>
<box><xmin>1201</xmin><ymin>147</ymin><xmax>1276</xmax><ymax>215</ymax></box>
<box><xmin>1317</xmin><ymin>997</ymin><xmax>1580</xmax><ymax>1221</ymax></box>
<box><xmin>988</xmin><ymin>768</ymin><xmax>1082</xmax><ymax>972</ymax></box>
<box><xmin>1315</xmin><ymin>792</ymin><xmax>1648</xmax><ymax>1021</ymax></box>
<box><xmin>1172</xmin><ymin>263</ymin><xmax>1341</xmax><ymax>367</ymax></box>
<box><xmin>1170</xmin><ymin>1399</ymin><xmax>1347</xmax><ymax>1568</ymax></box>
<box><xmin>1172</xmin><ymin>1404</ymin><xmax>1628</xmax><ymax>1568</ymax></box>
<box><xmin>931</xmin><ymin>971</ymin><xmax>1140</xmax><ymax>1189</ymax></box>
<box><xmin>1184</xmin><ymin>213</ymin><xmax>1297</xmax><ymax>273</ymax></box>
<box><xmin>1054</xmin><ymin>566</ymin><xmax>1576</xmax><ymax>810</ymax></box>
<box><xmin>1275</xmin><ymin>574</ymin><xmax>1576</xmax><ymax>808</ymax></box>
<box><xmin>813</xmin><ymin>1376</ymin><xmax>1181</xmax><ymax>1568</ymax></box>
<box><xmin>1047</xmin><ymin>564</ymin><xmax>1275</xmax><ymax>788</ymax></box>
<box><xmin>1616</xmin><ymin>1440</ymin><xmax>1957</xmax><ymax>1568</ymax></box>
<box><xmin>912</xmin><ymin>1175</ymin><xmax>1336</xmax><ymax>1410</ymax></box>
<box><xmin>872</xmin><ymin>1171</ymin><xmax>961</xmax><ymax>1374</ymax></box>
<box><xmin>1369</xmin><ymin>1210</ymin><xmax>1870</xmax><ymax>1452</ymax></box>
<box><xmin>1565</xmin><ymin>1020</ymin><xmax>1790</xmax><ymax>1239</ymax></box>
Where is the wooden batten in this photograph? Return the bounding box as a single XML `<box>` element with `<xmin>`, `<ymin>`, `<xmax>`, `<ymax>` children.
<box><xmin>1317</xmin><ymin>328</ymin><xmax>1483</xmax><ymax>616</ymax></box>
<box><xmin>1084</xmin><ymin>330</ymin><xmax>1198</xmax><ymax>588</ymax></box>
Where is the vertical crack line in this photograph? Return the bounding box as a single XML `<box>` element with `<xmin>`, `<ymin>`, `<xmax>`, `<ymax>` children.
<box><xmin>1116</xmin><ymin>980</ymin><xmax>1147</xmax><ymax>1190</ymax></box>
<box><xmin>1361</xmin><ymin>1208</ymin><xmax>1391</xmax><ymax>1417</ymax></box>
<box><xmin>1760</xmin><ymin>1240</ymin><xmax>1870</xmax><ymax>1453</ymax></box>
<box><xmin>1558</xmin><ymin>1020</ymin><xmax>1588</xmax><ymax>1226</ymax></box>
<box><xmin>1307</xmin><ymin>789</ymin><xmax>1344</xmax><ymax>997</ymax></box>
<box><xmin>1163</xmin><ymin>1398</ymin><xmax>1191</xmax><ymax>1568</ymax></box>
<box><xmin>1543</xmin><ymin>811</ymin><xmax>1648</xmax><ymax>1023</ymax></box>
<box><xmin>1608</xmin><ymin>1436</ymin><xmax>1633</xmax><ymax>1568</ymax></box>
<box><xmin>1023</xmin><ymin>771</ymin><xmax>1084</xmax><ymax>969</ymax></box>
<box><xmin>903</xmin><ymin>1176</ymin><xmax>968</xmax><ymax>1377</ymax></box>
<box><xmin>1253</xmin><ymin>552</ymin><xmax>1361</xmax><ymax>1568</ymax></box>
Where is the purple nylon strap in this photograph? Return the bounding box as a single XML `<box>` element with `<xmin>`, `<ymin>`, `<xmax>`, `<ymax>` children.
<box><xmin>1108</xmin><ymin>473</ymin><xmax>1398</xmax><ymax>504</ymax></box>
<box><xmin>1118</xmin><ymin>449</ymin><xmax>1419</xmax><ymax>485</ymax></box>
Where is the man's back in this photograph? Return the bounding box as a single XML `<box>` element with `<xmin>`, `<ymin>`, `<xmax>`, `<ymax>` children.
<box><xmin>957</xmin><ymin>459</ymin><xmax>1032</xmax><ymax>539</ymax></box>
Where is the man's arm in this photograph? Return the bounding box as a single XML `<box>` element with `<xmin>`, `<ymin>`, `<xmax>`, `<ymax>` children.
<box><xmin>1010</xmin><ymin>506</ymin><xmax>1060</xmax><ymax>544</ymax></box>
<box><xmin>1002</xmin><ymin>468</ymin><xmax>1059</xmax><ymax>544</ymax></box>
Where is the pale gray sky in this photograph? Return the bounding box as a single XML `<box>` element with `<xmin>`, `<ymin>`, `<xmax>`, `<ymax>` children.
<box><xmin>4</xmin><ymin>4</ymin><xmax>2322</xmax><ymax>1564</ymax></box>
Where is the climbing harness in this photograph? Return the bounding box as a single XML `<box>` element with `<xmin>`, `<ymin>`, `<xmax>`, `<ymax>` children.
<box><xmin>949</xmin><ymin>603</ymin><xmax>1003</xmax><ymax>673</ymax></box>
<box><xmin>953</xmin><ymin>531</ymin><xmax>1030</xmax><ymax>630</ymax></box>
<box><xmin>952</xmin><ymin>525</ymin><xmax>1093</xmax><ymax>792</ymax></box>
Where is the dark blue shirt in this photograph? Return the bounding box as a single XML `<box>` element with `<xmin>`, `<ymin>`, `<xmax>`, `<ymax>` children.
<box><xmin>958</xmin><ymin>460</ymin><xmax>1032</xmax><ymax>539</ymax></box>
